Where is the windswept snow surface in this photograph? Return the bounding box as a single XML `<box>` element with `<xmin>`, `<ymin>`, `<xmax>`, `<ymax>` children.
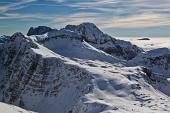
<box><xmin>30</xmin><ymin>41</ymin><xmax>170</xmax><ymax>113</ymax></box>
<box><xmin>41</xmin><ymin>37</ymin><xmax>124</xmax><ymax>65</ymax></box>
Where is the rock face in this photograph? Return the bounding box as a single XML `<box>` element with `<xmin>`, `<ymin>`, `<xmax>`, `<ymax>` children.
<box><xmin>0</xmin><ymin>33</ymin><xmax>91</xmax><ymax>113</ymax></box>
<box><xmin>65</xmin><ymin>23</ymin><xmax>112</xmax><ymax>44</ymax></box>
<box><xmin>27</xmin><ymin>26</ymin><xmax>53</xmax><ymax>36</ymax></box>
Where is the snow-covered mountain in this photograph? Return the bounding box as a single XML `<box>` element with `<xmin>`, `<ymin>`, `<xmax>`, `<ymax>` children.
<box><xmin>0</xmin><ymin>32</ymin><xmax>93</xmax><ymax>113</ymax></box>
<box><xmin>64</xmin><ymin>23</ymin><xmax>143</xmax><ymax>60</ymax></box>
<box><xmin>27</xmin><ymin>26</ymin><xmax>54</xmax><ymax>36</ymax></box>
<box><xmin>28</xmin><ymin>23</ymin><xmax>143</xmax><ymax>60</ymax></box>
<box><xmin>0</xmin><ymin>102</ymin><xmax>36</xmax><ymax>113</ymax></box>
<box><xmin>129</xmin><ymin>48</ymin><xmax>170</xmax><ymax>78</ymax></box>
<box><xmin>0</xmin><ymin>23</ymin><xmax>170</xmax><ymax>113</ymax></box>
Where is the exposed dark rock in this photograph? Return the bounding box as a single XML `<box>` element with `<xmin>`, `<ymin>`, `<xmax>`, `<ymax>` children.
<box><xmin>138</xmin><ymin>38</ymin><xmax>150</xmax><ymax>40</ymax></box>
<box><xmin>27</xmin><ymin>26</ymin><xmax>53</xmax><ymax>36</ymax></box>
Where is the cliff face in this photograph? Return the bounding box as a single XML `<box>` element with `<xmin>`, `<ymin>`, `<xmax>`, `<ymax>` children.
<box><xmin>0</xmin><ymin>33</ymin><xmax>92</xmax><ymax>113</ymax></box>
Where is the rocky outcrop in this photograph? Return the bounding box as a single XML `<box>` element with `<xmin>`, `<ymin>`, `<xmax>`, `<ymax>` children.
<box><xmin>65</xmin><ymin>23</ymin><xmax>112</xmax><ymax>44</ymax></box>
<box><xmin>27</xmin><ymin>26</ymin><xmax>53</xmax><ymax>36</ymax></box>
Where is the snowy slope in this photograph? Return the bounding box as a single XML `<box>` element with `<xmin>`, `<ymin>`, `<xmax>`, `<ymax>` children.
<box><xmin>0</xmin><ymin>102</ymin><xmax>35</xmax><ymax>113</ymax></box>
<box><xmin>71</xmin><ymin>64</ymin><xmax>170</xmax><ymax>113</ymax></box>
<box><xmin>28</xmin><ymin>23</ymin><xmax>143</xmax><ymax>60</ymax></box>
<box><xmin>129</xmin><ymin>48</ymin><xmax>170</xmax><ymax>78</ymax></box>
<box><xmin>40</xmin><ymin>36</ymin><xmax>124</xmax><ymax>65</ymax></box>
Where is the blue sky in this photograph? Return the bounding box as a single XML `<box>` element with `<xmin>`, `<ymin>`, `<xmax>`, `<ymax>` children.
<box><xmin>0</xmin><ymin>0</ymin><xmax>170</xmax><ymax>37</ymax></box>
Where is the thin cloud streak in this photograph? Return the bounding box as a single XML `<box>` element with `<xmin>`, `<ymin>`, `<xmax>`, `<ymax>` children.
<box><xmin>0</xmin><ymin>0</ymin><xmax>37</xmax><ymax>13</ymax></box>
<box><xmin>0</xmin><ymin>0</ymin><xmax>170</xmax><ymax>29</ymax></box>
<box><xmin>1</xmin><ymin>11</ymin><xmax>170</xmax><ymax>29</ymax></box>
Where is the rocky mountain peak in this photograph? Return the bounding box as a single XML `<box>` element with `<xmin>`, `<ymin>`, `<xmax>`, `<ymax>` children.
<box><xmin>12</xmin><ymin>32</ymin><xmax>25</xmax><ymax>38</ymax></box>
<box><xmin>65</xmin><ymin>22</ymin><xmax>112</xmax><ymax>44</ymax></box>
<box><xmin>27</xmin><ymin>26</ymin><xmax>53</xmax><ymax>36</ymax></box>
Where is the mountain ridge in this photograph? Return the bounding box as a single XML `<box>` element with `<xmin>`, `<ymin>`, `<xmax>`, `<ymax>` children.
<box><xmin>27</xmin><ymin>22</ymin><xmax>143</xmax><ymax>60</ymax></box>
<box><xmin>0</xmin><ymin>23</ymin><xmax>169</xmax><ymax>113</ymax></box>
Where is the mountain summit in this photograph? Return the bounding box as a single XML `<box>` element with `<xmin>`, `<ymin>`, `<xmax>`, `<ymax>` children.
<box><xmin>27</xmin><ymin>26</ymin><xmax>54</xmax><ymax>36</ymax></box>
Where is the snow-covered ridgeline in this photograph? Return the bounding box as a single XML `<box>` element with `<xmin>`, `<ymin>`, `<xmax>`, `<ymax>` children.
<box><xmin>28</xmin><ymin>23</ymin><xmax>143</xmax><ymax>60</ymax></box>
<box><xmin>0</xmin><ymin>23</ymin><xmax>169</xmax><ymax>113</ymax></box>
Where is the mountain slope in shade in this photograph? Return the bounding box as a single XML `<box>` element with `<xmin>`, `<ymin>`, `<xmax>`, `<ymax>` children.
<box><xmin>27</xmin><ymin>26</ymin><xmax>54</xmax><ymax>36</ymax></box>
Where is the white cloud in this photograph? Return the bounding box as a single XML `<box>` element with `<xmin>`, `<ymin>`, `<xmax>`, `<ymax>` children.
<box><xmin>101</xmin><ymin>13</ymin><xmax>170</xmax><ymax>28</ymax></box>
<box><xmin>0</xmin><ymin>13</ymin><xmax>53</xmax><ymax>20</ymax></box>
<box><xmin>56</xmin><ymin>0</ymin><xmax>170</xmax><ymax>28</ymax></box>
